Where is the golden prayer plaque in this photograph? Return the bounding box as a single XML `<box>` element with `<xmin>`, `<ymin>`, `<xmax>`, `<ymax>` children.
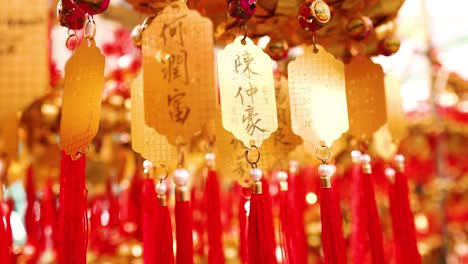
<box><xmin>345</xmin><ymin>55</ymin><xmax>387</xmax><ymax>140</ymax></box>
<box><xmin>217</xmin><ymin>36</ymin><xmax>278</xmax><ymax>148</ymax></box>
<box><xmin>0</xmin><ymin>0</ymin><xmax>49</xmax><ymax>122</ymax></box>
<box><xmin>131</xmin><ymin>73</ymin><xmax>177</xmax><ymax>165</ymax></box>
<box><xmin>262</xmin><ymin>75</ymin><xmax>302</xmax><ymax>170</ymax></box>
<box><xmin>142</xmin><ymin>1</ymin><xmax>217</xmax><ymax>145</ymax></box>
<box><xmin>384</xmin><ymin>74</ymin><xmax>407</xmax><ymax>141</ymax></box>
<box><xmin>288</xmin><ymin>45</ymin><xmax>348</xmax><ymax>147</ymax></box>
<box><xmin>60</xmin><ymin>40</ymin><xmax>105</xmax><ymax>156</ymax></box>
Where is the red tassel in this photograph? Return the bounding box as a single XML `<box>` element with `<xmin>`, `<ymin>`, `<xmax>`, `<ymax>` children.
<box><xmin>0</xmin><ymin>202</ymin><xmax>12</xmax><ymax>264</ymax></box>
<box><xmin>155</xmin><ymin>181</ymin><xmax>174</xmax><ymax>264</ymax></box>
<box><xmin>361</xmin><ymin>155</ymin><xmax>385</xmax><ymax>264</ymax></box>
<box><xmin>248</xmin><ymin>169</ymin><xmax>277</xmax><ymax>264</ymax></box>
<box><xmin>278</xmin><ymin>171</ymin><xmax>298</xmax><ymax>264</ymax></box>
<box><xmin>318</xmin><ymin>164</ymin><xmax>346</xmax><ymax>264</ymax></box>
<box><xmin>290</xmin><ymin>163</ymin><xmax>308</xmax><ymax>264</ymax></box>
<box><xmin>387</xmin><ymin>155</ymin><xmax>421</xmax><ymax>264</ymax></box>
<box><xmin>41</xmin><ymin>178</ymin><xmax>57</xmax><ymax>253</ymax></box>
<box><xmin>349</xmin><ymin>151</ymin><xmax>367</xmax><ymax>263</ymax></box>
<box><xmin>58</xmin><ymin>151</ymin><xmax>88</xmax><ymax>264</ymax></box>
<box><xmin>174</xmin><ymin>168</ymin><xmax>194</xmax><ymax>264</ymax></box>
<box><xmin>260</xmin><ymin>176</ymin><xmax>277</xmax><ymax>263</ymax></box>
<box><xmin>205</xmin><ymin>169</ymin><xmax>225</xmax><ymax>263</ymax></box>
<box><xmin>25</xmin><ymin>166</ymin><xmax>41</xmax><ymax>246</ymax></box>
<box><xmin>239</xmin><ymin>185</ymin><xmax>249</xmax><ymax>264</ymax></box>
<box><xmin>142</xmin><ymin>179</ymin><xmax>157</xmax><ymax>264</ymax></box>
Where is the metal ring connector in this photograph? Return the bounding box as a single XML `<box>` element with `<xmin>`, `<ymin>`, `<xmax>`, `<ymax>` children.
<box><xmin>84</xmin><ymin>14</ymin><xmax>96</xmax><ymax>40</ymax></box>
<box><xmin>315</xmin><ymin>143</ymin><xmax>330</xmax><ymax>164</ymax></box>
<box><xmin>71</xmin><ymin>145</ymin><xmax>89</xmax><ymax>160</ymax></box>
<box><xmin>245</xmin><ymin>145</ymin><xmax>260</xmax><ymax>168</ymax></box>
<box><xmin>156</xmin><ymin>163</ymin><xmax>169</xmax><ymax>183</ymax></box>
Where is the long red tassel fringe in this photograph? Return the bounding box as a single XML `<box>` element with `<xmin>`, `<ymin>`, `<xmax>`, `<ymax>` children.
<box><xmin>361</xmin><ymin>155</ymin><xmax>385</xmax><ymax>264</ymax></box>
<box><xmin>349</xmin><ymin>151</ymin><xmax>367</xmax><ymax>263</ymax></box>
<box><xmin>388</xmin><ymin>156</ymin><xmax>421</xmax><ymax>264</ymax></box>
<box><xmin>58</xmin><ymin>152</ymin><xmax>88</xmax><ymax>264</ymax></box>
<box><xmin>318</xmin><ymin>164</ymin><xmax>346</xmax><ymax>264</ymax></box>
<box><xmin>155</xmin><ymin>190</ymin><xmax>174</xmax><ymax>264</ymax></box>
<box><xmin>248</xmin><ymin>170</ymin><xmax>277</xmax><ymax>264</ymax></box>
<box><xmin>278</xmin><ymin>172</ymin><xmax>298</xmax><ymax>264</ymax></box>
<box><xmin>142</xmin><ymin>179</ymin><xmax>157</xmax><ymax>264</ymax></box>
<box><xmin>239</xmin><ymin>185</ymin><xmax>249</xmax><ymax>264</ymax></box>
<box><xmin>174</xmin><ymin>169</ymin><xmax>194</xmax><ymax>264</ymax></box>
<box><xmin>0</xmin><ymin>202</ymin><xmax>11</xmax><ymax>264</ymax></box>
<box><xmin>205</xmin><ymin>169</ymin><xmax>225</xmax><ymax>263</ymax></box>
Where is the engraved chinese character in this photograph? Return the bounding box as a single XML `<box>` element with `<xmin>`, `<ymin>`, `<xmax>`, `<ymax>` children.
<box><xmin>160</xmin><ymin>15</ymin><xmax>187</xmax><ymax>46</ymax></box>
<box><xmin>168</xmin><ymin>89</ymin><xmax>190</xmax><ymax>124</ymax></box>
<box><xmin>161</xmin><ymin>50</ymin><xmax>188</xmax><ymax>85</ymax></box>
<box><xmin>234</xmin><ymin>51</ymin><xmax>258</xmax><ymax>79</ymax></box>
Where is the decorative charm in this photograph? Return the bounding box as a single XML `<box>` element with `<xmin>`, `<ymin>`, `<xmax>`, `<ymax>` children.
<box><xmin>345</xmin><ymin>55</ymin><xmax>387</xmax><ymax>140</ymax></box>
<box><xmin>347</xmin><ymin>16</ymin><xmax>373</xmax><ymax>40</ymax></box>
<box><xmin>142</xmin><ymin>1</ymin><xmax>217</xmax><ymax>145</ymax></box>
<box><xmin>217</xmin><ymin>36</ymin><xmax>278</xmax><ymax>148</ymax></box>
<box><xmin>297</xmin><ymin>0</ymin><xmax>331</xmax><ymax>32</ymax></box>
<box><xmin>288</xmin><ymin>45</ymin><xmax>348</xmax><ymax>147</ymax></box>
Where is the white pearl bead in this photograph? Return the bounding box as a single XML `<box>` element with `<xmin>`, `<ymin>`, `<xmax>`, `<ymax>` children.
<box><xmin>351</xmin><ymin>150</ymin><xmax>362</xmax><ymax>159</ymax></box>
<box><xmin>143</xmin><ymin>160</ymin><xmax>153</xmax><ymax>171</ymax></box>
<box><xmin>276</xmin><ymin>171</ymin><xmax>288</xmax><ymax>182</ymax></box>
<box><xmin>289</xmin><ymin>160</ymin><xmax>299</xmax><ymax>168</ymax></box>
<box><xmin>205</xmin><ymin>153</ymin><xmax>215</xmax><ymax>163</ymax></box>
<box><xmin>360</xmin><ymin>154</ymin><xmax>371</xmax><ymax>164</ymax></box>
<box><xmin>173</xmin><ymin>168</ymin><xmax>190</xmax><ymax>186</ymax></box>
<box><xmin>156</xmin><ymin>182</ymin><xmax>167</xmax><ymax>195</ymax></box>
<box><xmin>250</xmin><ymin>168</ymin><xmax>262</xmax><ymax>181</ymax></box>
<box><xmin>318</xmin><ymin>164</ymin><xmax>331</xmax><ymax>176</ymax></box>
<box><xmin>394</xmin><ymin>154</ymin><xmax>405</xmax><ymax>163</ymax></box>
<box><xmin>329</xmin><ymin>164</ymin><xmax>336</xmax><ymax>176</ymax></box>
<box><xmin>385</xmin><ymin>168</ymin><xmax>395</xmax><ymax>177</ymax></box>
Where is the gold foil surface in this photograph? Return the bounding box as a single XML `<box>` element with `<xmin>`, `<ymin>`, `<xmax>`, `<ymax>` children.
<box><xmin>142</xmin><ymin>1</ymin><xmax>217</xmax><ymax>145</ymax></box>
<box><xmin>131</xmin><ymin>73</ymin><xmax>177</xmax><ymax>165</ymax></box>
<box><xmin>384</xmin><ymin>74</ymin><xmax>407</xmax><ymax>141</ymax></box>
<box><xmin>60</xmin><ymin>40</ymin><xmax>105</xmax><ymax>156</ymax></box>
<box><xmin>217</xmin><ymin>36</ymin><xmax>278</xmax><ymax>148</ymax></box>
<box><xmin>0</xmin><ymin>0</ymin><xmax>49</xmax><ymax>122</ymax></box>
<box><xmin>288</xmin><ymin>45</ymin><xmax>348</xmax><ymax>147</ymax></box>
<box><xmin>345</xmin><ymin>55</ymin><xmax>387</xmax><ymax>140</ymax></box>
<box><xmin>262</xmin><ymin>74</ymin><xmax>303</xmax><ymax>170</ymax></box>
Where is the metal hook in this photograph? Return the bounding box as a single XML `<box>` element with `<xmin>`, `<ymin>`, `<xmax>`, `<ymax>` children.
<box><xmin>312</xmin><ymin>33</ymin><xmax>319</xmax><ymax>53</ymax></box>
<box><xmin>241</xmin><ymin>23</ymin><xmax>248</xmax><ymax>44</ymax></box>
<box><xmin>245</xmin><ymin>145</ymin><xmax>260</xmax><ymax>169</ymax></box>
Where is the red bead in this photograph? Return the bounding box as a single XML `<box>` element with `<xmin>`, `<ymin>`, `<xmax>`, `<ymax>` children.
<box><xmin>58</xmin><ymin>1</ymin><xmax>86</xmax><ymax>30</ymax></box>
<box><xmin>228</xmin><ymin>0</ymin><xmax>257</xmax><ymax>20</ymax></box>
<box><xmin>297</xmin><ymin>0</ymin><xmax>331</xmax><ymax>32</ymax></box>
<box><xmin>73</xmin><ymin>0</ymin><xmax>110</xmax><ymax>15</ymax></box>
<box><xmin>347</xmin><ymin>16</ymin><xmax>373</xmax><ymax>41</ymax></box>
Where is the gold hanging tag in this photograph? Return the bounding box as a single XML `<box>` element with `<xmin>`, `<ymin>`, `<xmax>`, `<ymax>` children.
<box><xmin>288</xmin><ymin>45</ymin><xmax>348</xmax><ymax>147</ymax></box>
<box><xmin>0</xmin><ymin>113</ymin><xmax>19</xmax><ymax>159</ymax></box>
<box><xmin>215</xmin><ymin>113</ymin><xmax>266</xmax><ymax>184</ymax></box>
<box><xmin>142</xmin><ymin>1</ymin><xmax>217</xmax><ymax>145</ymax></box>
<box><xmin>262</xmin><ymin>75</ymin><xmax>303</xmax><ymax>170</ymax></box>
<box><xmin>60</xmin><ymin>40</ymin><xmax>104</xmax><ymax>157</ymax></box>
<box><xmin>0</xmin><ymin>0</ymin><xmax>49</xmax><ymax>122</ymax></box>
<box><xmin>131</xmin><ymin>73</ymin><xmax>177</xmax><ymax>165</ymax></box>
<box><xmin>217</xmin><ymin>36</ymin><xmax>278</xmax><ymax>148</ymax></box>
<box><xmin>384</xmin><ymin>74</ymin><xmax>407</xmax><ymax>141</ymax></box>
<box><xmin>345</xmin><ymin>55</ymin><xmax>387</xmax><ymax>140</ymax></box>
<box><xmin>371</xmin><ymin>124</ymin><xmax>397</xmax><ymax>160</ymax></box>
